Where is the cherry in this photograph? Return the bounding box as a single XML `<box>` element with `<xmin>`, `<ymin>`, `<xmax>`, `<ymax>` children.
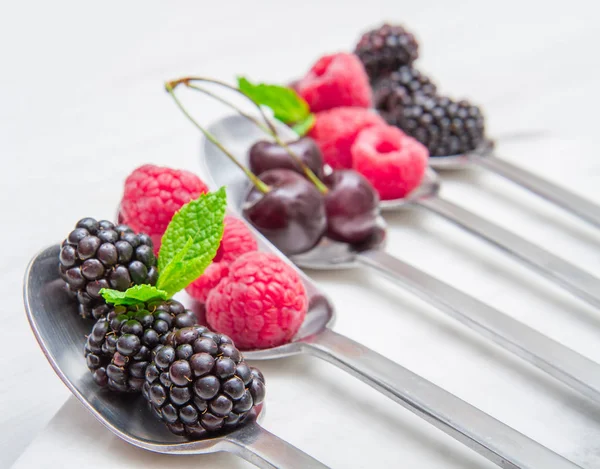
<box><xmin>249</xmin><ymin>137</ymin><xmax>325</xmax><ymax>179</ymax></box>
<box><xmin>243</xmin><ymin>169</ymin><xmax>327</xmax><ymax>255</ymax></box>
<box><xmin>323</xmin><ymin>170</ymin><xmax>380</xmax><ymax>244</ymax></box>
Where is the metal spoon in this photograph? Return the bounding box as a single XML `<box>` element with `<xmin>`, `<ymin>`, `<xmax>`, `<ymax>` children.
<box><xmin>23</xmin><ymin>245</ymin><xmax>327</xmax><ymax>469</ymax></box>
<box><xmin>207</xmin><ymin>115</ymin><xmax>600</xmax><ymax>311</ymax></box>
<box><xmin>429</xmin><ymin>139</ymin><xmax>600</xmax><ymax>229</ymax></box>
<box><xmin>201</xmin><ymin>114</ymin><xmax>600</xmax><ymax>406</ymax></box>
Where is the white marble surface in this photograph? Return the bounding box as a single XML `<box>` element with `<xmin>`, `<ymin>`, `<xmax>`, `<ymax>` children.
<box><xmin>2</xmin><ymin>0</ymin><xmax>600</xmax><ymax>467</ymax></box>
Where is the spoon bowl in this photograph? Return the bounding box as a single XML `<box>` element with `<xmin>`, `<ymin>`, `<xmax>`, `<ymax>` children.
<box><xmin>23</xmin><ymin>245</ymin><xmax>328</xmax><ymax>468</ymax></box>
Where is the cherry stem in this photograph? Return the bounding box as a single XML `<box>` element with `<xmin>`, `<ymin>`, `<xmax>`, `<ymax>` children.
<box><xmin>165</xmin><ymin>82</ymin><xmax>270</xmax><ymax>194</ymax></box>
<box><xmin>174</xmin><ymin>77</ymin><xmax>328</xmax><ymax>195</ymax></box>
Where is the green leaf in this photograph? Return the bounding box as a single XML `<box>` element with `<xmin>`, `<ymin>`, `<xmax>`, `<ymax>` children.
<box><xmin>100</xmin><ymin>285</ymin><xmax>169</xmax><ymax>306</ymax></box>
<box><xmin>238</xmin><ymin>76</ymin><xmax>310</xmax><ymax>124</ymax></box>
<box><xmin>291</xmin><ymin>113</ymin><xmax>315</xmax><ymax>137</ymax></box>
<box><xmin>156</xmin><ymin>188</ymin><xmax>227</xmax><ymax>297</ymax></box>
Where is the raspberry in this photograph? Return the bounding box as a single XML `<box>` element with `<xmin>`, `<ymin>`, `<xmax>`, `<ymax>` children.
<box><xmin>214</xmin><ymin>215</ymin><xmax>258</xmax><ymax>264</ymax></box>
<box><xmin>295</xmin><ymin>53</ymin><xmax>372</xmax><ymax>112</ymax></box>
<box><xmin>351</xmin><ymin>125</ymin><xmax>428</xmax><ymax>200</ymax></box>
<box><xmin>185</xmin><ymin>216</ymin><xmax>258</xmax><ymax>303</ymax></box>
<box><xmin>186</xmin><ymin>262</ymin><xmax>229</xmax><ymax>303</ymax></box>
<box><xmin>119</xmin><ymin>165</ymin><xmax>208</xmax><ymax>253</ymax></box>
<box><xmin>206</xmin><ymin>252</ymin><xmax>307</xmax><ymax>350</ymax></box>
<box><xmin>309</xmin><ymin>107</ymin><xmax>386</xmax><ymax>170</ymax></box>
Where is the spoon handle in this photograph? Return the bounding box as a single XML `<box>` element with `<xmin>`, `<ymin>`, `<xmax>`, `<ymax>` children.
<box><xmin>300</xmin><ymin>328</ymin><xmax>579</xmax><ymax>469</ymax></box>
<box><xmin>356</xmin><ymin>249</ymin><xmax>600</xmax><ymax>403</ymax></box>
<box><xmin>416</xmin><ymin>195</ymin><xmax>600</xmax><ymax>309</ymax></box>
<box><xmin>224</xmin><ymin>421</ymin><xmax>329</xmax><ymax>469</ymax></box>
<box><xmin>474</xmin><ymin>154</ymin><xmax>600</xmax><ymax>228</ymax></box>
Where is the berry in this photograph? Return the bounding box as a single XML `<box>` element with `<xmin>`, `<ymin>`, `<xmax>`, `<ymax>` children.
<box><xmin>243</xmin><ymin>169</ymin><xmax>326</xmax><ymax>256</ymax></box>
<box><xmin>186</xmin><ymin>262</ymin><xmax>229</xmax><ymax>303</ymax></box>
<box><xmin>143</xmin><ymin>325</ymin><xmax>266</xmax><ymax>437</ymax></box>
<box><xmin>214</xmin><ymin>215</ymin><xmax>258</xmax><ymax>264</ymax></box>
<box><xmin>352</xmin><ymin>125</ymin><xmax>428</xmax><ymax>200</ymax></box>
<box><xmin>59</xmin><ymin>218</ymin><xmax>158</xmax><ymax>319</ymax></box>
<box><xmin>119</xmin><ymin>165</ymin><xmax>208</xmax><ymax>253</ymax></box>
<box><xmin>324</xmin><ymin>170</ymin><xmax>380</xmax><ymax>244</ymax></box>
<box><xmin>309</xmin><ymin>108</ymin><xmax>386</xmax><ymax>170</ymax></box>
<box><xmin>186</xmin><ymin>216</ymin><xmax>258</xmax><ymax>303</ymax></box>
<box><xmin>249</xmin><ymin>137</ymin><xmax>324</xmax><ymax>179</ymax></box>
<box><xmin>206</xmin><ymin>252</ymin><xmax>307</xmax><ymax>350</ymax></box>
<box><xmin>354</xmin><ymin>24</ymin><xmax>419</xmax><ymax>82</ymax></box>
<box><xmin>380</xmin><ymin>93</ymin><xmax>486</xmax><ymax>157</ymax></box>
<box><xmin>295</xmin><ymin>53</ymin><xmax>372</xmax><ymax>112</ymax></box>
<box><xmin>373</xmin><ymin>66</ymin><xmax>437</xmax><ymax>106</ymax></box>
<box><xmin>84</xmin><ymin>299</ymin><xmax>196</xmax><ymax>392</ymax></box>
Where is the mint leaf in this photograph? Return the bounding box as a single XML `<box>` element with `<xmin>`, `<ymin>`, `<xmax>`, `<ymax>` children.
<box><xmin>156</xmin><ymin>188</ymin><xmax>226</xmax><ymax>296</ymax></box>
<box><xmin>100</xmin><ymin>285</ymin><xmax>169</xmax><ymax>306</ymax></box>
<box><xmin>292</xmin><ymin>113</ymin><xmax>315</xmax><ymax>137</ymax></box>
<box><xmin>238</xmin><ymin>77</ymin><xmax>310</xmax><ymax>124</ymax></box>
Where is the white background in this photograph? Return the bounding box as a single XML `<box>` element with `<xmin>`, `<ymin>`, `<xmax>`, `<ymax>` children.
<box><xmin>2</xmin><ymin>0</ymin><xmax>600</xmax><ymax>467</ymax></box>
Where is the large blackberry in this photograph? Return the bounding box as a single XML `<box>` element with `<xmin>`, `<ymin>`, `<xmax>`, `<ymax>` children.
<box><xmin>143</xmin><ymin>326</ymin><xmax>266</xmax><ymax>437</ymax></box>
<box><xmin>354</xmin><ymin>24</ymin><xmax>419</xmax><ymax>82</ymax></box>
<box><xmin>373</xmin><ymin>66</ymin><xmax>437</xmax><ymax>110</ymax></box>
<box><xmin>59</xmin><ymin>218</ymin><xmax>158</xmax><ymax>319</ymax></box>
<box><xmin>379</xmin><ymin>92</ymin><xmax>486</xmax><ymax>157</ymax></box>
<box><xmin>84</xmin><ymin>299</ymin><xmax>196</xmax><ymax>392</ymax></box>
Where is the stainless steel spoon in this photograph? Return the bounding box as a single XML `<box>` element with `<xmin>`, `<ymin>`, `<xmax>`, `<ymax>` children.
<box><xmin>201</xmin><ymin>114</ymin><xmax>600</xmax><ymax>406</ymax></box>
<box><xmin>23</xmin><ymin>245</ymin><xmax>328</xmax><ymax>469</ymax></box>
<box><xmin>429</xmin><ymin>139</ymin><xmax>600</xmax><ymax>229</ymax></box>
<box><xmin>206</xmin><ymin>115</ymin><xmax>600</xmax><ymax>312</ymax></box>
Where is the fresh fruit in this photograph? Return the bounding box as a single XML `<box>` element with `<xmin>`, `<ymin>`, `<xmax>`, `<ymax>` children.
<box><xmin>354</xmin><ymin>24</ymin><xmax>419</xmax><ymax>82</ymax></box>
<box><xmin>214</xmin><ymin>215</ymin><xmax>259</xmax><ymax>264</ymax></box>
<box><xmin>186</xmin><ymin>262</ymin><xmax>230</xmax><ymax>303</ymax></box>
<box><xmin>119</xmin><ymin>164</ymin><xmax>209</xmax><ymax>253</ymax></box>
<box><xmin>166</xmin><ymin>82</ymin><xmax>327</xmax><ymax>257</ymax></box>
<box><xmin>84</xmin><ymin>299</ymin><xmax>196</xmax><ymax>392</ymax></box>
<box><xmin>295</xmin><ymin>53</ymin><xmax>372</xmax><ymax>112</ymax></box>
<box><xmin>352</xmin><ymin>125</ymin><xmax>428</xmax><ymax>200</ymax></box>
<box><xmin>249</xmin><ymin>137</ymin><xmax>325</xmax><ymax>179</ymax></box>
<box><xmin>83</xmin><ymin>189</ymin><xmax>227</xmax><ymax>392</ymax></box>
<box><xmin>143</xmin><ymin>325</ymin><xmax>266</xmax><ymax>436</ymax></box>
<box><xmin>373</xmin><ymin>66</ymin><xmax>437</xmax><ymax>102</ymax></box>
<box><xmin>59</xmin><ymin>218</ymin><xmax>158</xmax><ymax>319</ymax></box>
<box><xmin>309</xmin><ymin>107</ymin><xmax>386</xmax><ymax>170</ymax></box>
<box><xmin>324</xmin><ymin>170</ymin><xmax>380</xmax><ymax>244</ymax></box>
<box><xmin>243</xmin><ymin>169</ymin><xmax>327</xmax><ymax>255</ymax></box>
<box><xmin>378</xmin><ymin>92</ymin><xmax>486</xmax><ymax>156</ymax></box>
<box><xmin>186</xmin><ymin>215</ymin><xmax>258</xmax><ymax>302</ymax></box>
<box><xmin>206</xmin><ymin>252</ymin><xmax>307</xmax><ymax>350</ymax></box>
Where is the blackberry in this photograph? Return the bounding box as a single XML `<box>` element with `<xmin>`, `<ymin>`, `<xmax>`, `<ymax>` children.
<box><xmin>380</xmin><ymin>92</ymin><xmax>486</xmax><ymax>157</ymax></box>
<box><xmin>373</xmin><ymin>66</ymin><xmax>437</xmax><ymax>110</ymax></box>
<box><xmin>354</xmin><ymin>24</ymin><xmax>419</xmax><ymax>82</ymax></box>
<box><xmin>143</xmin><ymin>326</ymin><xmax>266</xmax><ymax>438</ymax></box>
<box><xmin>84</xmin><ymin>299</ymin><xmax>196</xmax><ymax>392</ymax></box>
<box><xmin>59</xmin><ymin>218</ymin><xmax>158</xmax><ymax>319</ymax></box>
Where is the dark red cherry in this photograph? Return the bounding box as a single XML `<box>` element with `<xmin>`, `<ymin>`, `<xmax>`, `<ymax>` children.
<box><xmin>249</xmin><ymin>137</ymin><xmax>325</xmax><ymax>179</ymax></box>
<box><xmin>243</xmin><ymin>169</ymin><xmax>326</xmax><ymax>255</ymax></box>
<box><xmin>324</xmin><ymin>170</ymin><xmax>380</xmax><ymax>244</ymax></box>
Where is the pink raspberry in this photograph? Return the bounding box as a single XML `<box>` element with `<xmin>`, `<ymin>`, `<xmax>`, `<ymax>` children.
<box><xmin>309</xmin><ymin>107</ymin><xmax>386</xmax><ymax>169</ymax></box>
<box><xmin>352</xmin><ymin>125</ymin><xmax>428</xmax><ymax>200</ymax></box>
<box><xmin>119</xmin><ymin>165</ymin><xmax>208</xmax><ymax>253</ymax></box>
<box><xmin>186</xmin><ymin>216</ymin><xmax>258</xmax><ymax>303</ymax></box>
<box><xmin>206</xmin><ymin>252</ymin><xmax>307</xmax><ymax>350</ymax></box>
<box><xmin>214</xmin><ymin>215</ymin><xmax>258</xmax><ymax>264</ymax></box>
<box><xmin>186</xmin><ymin>262</ymin><xmax>229</xmax><ymax>303</ymax></box>
<box><xmin>295</xmin><ymin>53</ymin><xmax>372</xmax><ymax>112</ymax></box>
